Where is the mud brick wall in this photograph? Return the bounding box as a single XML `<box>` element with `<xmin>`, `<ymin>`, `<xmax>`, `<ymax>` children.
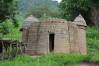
<box><xmin>22</xmin><ymin>18</ymin><xmax>87</xmax><ymax>55</ymax></box>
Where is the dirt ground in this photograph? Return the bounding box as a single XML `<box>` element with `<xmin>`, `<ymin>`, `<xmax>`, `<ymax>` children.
<box><xmin>78</xmin><ymin>63</ymin><xmax>99</xmax><ymax>66</ymax></box>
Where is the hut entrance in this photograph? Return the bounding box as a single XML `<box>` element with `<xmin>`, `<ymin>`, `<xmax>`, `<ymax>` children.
<box><xmin>0</xmin><ymin>45</ymin><xmax>2</xmax><ymax>53</ymax></box>
<box><xmin>49</xmin><ymin>33</ymin><xmax>55</xmax><ymax>52</ymax></box>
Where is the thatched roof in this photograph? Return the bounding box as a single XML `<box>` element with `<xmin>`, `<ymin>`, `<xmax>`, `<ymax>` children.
<box><xmin>73</xmin><ymin>14</ymin><xmax>87</xmax><ymax>26</ymax></box>
<box><xmin>22</xmin><ymin>15</ymin><xmax>39</xmax><ymax>29</ymax></box>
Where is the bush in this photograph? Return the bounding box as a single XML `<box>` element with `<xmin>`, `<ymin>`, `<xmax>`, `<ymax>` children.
<box><xmin>86</xmin><ymin>27</ymin><xmax>99</xmax><ymax>62</ymax></box>
<box><xmin>89</xmin><ymin>52</ymin><xmax>99</xmax><ymax>63</ymax></box>
<box><xmin>87</xmin><ymin>27</ymin><xmax>99</xmax><ymax>54</ymax></box>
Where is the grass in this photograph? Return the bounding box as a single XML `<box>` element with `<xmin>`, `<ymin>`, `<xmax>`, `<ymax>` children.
<box><xmin>0</xmin><ymin>53</ymin><xmax>87</xmax><ymax>66</ymax></box>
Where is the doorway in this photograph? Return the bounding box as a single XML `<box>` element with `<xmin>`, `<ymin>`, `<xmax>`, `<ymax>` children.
<box><xmin>0</xmin><ymin>45</ymin><xmax>2</xmax><ymax>53</ymax></box>
<box><xmin>49</xmin><ymin>33</ymin><xmax>55</xmax><ymax>52</ymax></box>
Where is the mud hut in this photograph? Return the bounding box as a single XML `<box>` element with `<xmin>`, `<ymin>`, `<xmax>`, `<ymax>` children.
<box><xmin>22</xmin><ymin>15</ymin><xmax>87</xmax><ymax>55</ymax></box>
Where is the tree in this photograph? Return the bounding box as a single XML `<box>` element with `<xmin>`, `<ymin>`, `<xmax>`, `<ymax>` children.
<box><xmin>60</xmin><ymin>0</ymin><xmax>99</xmax><ymax>27</ymax></box>
<box><xmin>18</xmin><ymin>0</ymin><xmax>59</xmax><ymax>18</ymax></box>
<box><xmin>0</xmin><ymin>0</ymin><xmax>18</xmax><ymax>35</ymax></box>
<box><xmin>27</xmin><ymin>6</ymin><xmax>59</xmax><ymax>18</ymax></box>
<box><xmin>0</xmin><ymin>0</ymin><xmax>17</xmax><ymax>22</ymax></box>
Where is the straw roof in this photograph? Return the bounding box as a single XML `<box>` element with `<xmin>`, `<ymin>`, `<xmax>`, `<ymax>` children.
<box><xmin>73</xmin><ymin>14</ymin><xmax>87</xmax><ymax>26</ymax></box>
<box><xmin>23</xmin><ymin>15</ymin><xmax>39</xmax><ymax>29</ymax></box>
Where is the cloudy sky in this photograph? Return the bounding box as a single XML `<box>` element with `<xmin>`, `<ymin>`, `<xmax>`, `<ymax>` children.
<box><xmin>53</xmin><ymin>0</ymin><xmax>62</xmax><ymax>3</ymax></box>
<box><xmin>57</xmin><ymin>0</ymin><xmax>62</xmax><ymax>2</ymax></box>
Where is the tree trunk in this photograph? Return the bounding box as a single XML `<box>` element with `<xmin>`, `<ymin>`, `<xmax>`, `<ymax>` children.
<box><xmin>90</xmin><ymin>6</ymin><xmax>99</xmax><ymax>29</ymax></box>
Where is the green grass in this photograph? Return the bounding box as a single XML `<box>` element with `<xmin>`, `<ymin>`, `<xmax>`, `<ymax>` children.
<box><xmin>0</xmin><ymin>53</ymin><xmax>86</xmax><ymax>66</ymax></box>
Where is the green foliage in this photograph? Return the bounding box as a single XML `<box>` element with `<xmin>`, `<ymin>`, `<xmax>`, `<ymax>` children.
<box><xmin>0</xmin><ymin>22</ymin><xmax>10</xmax><ymax>35</ymax></box>
<box><xmin>87</xmin><ymin>27</ymin><xmax>99</xmax><ymax>54</ymax></box>
<box><xmin>60</xmin><ymin>0</ymin><xmax>90</xmax><ymax>21</ymax></box>
<box><xmin>0</xmin><ymin>0</ymin><xmax>17</xmax><ymax>22</ymax></box>
<box><xmin>3</xmin><ymin>27</ymin><xmax>22</xmax><ymax>40</ymax></box>
<box><xmin>18</xmin><ymin>0</ymin><xmax>59</xmax><ymax>18</ymax></box>
<box><xmin>0</xmin><ymin>19</ymin><xmax>21</xmax><ymax>40</ymax></box>
<box><xmin>27</xmin><ymin>6</ymin><xmax>59</xmax><ymax>18</ymax></box>
<box><xmin>89</xmin><ymin>52</ymin><xmax>99</xmax><ymax>62</ymax></box>
<box><xmin>0</xmin><ymin>54</ymin><xmax>86</xmax><ymax>66</ymax></box>
<box><xmin>0</xmin><ymin>0</ymin><xmax>19</xmax><ymax>35</ymax></box>
<box><xmin>87</xmin><ymin>27</ymin><xmax>99</xmax><ymax>38</ymax></box>
<box><xmin>59</xmin><ymin>0</ymin><xmax>99</xmax><ymax>24</ymax></box>
<box><xmin>86</xmin><ymin>27</ymin><xmax>99</xmax><ymax>62</ymax></box>
<box><xmin>0</xmin><ymin>20</ymin><xmax>12</xmax><ymax>36</ymax></box>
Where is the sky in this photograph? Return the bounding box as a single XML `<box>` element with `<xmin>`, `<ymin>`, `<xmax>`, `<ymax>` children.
<box><xmin>53</xmin><ymin>0</ymin><xmax>62</xmax><ymax>3</ymax></box>
<box><xmin>57</xmin><ymin>0</ymin><xmax>62</xmax><ymax>2</ymax></box>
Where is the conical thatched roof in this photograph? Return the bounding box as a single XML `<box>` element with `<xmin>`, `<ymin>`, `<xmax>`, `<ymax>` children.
<box><xmin>73</xmin><ymin>14</ymin><xmax>87</xmax><ymax>26</ymax></box>
<box><xmin>25</xmin><ymin>15</ymin><xmax>39</xmax><ymax>22</ymax></box>
<box><xmin>23</xmin><ymin>15</ymin><xmax>39</xmax><ymax>29</ymax></box>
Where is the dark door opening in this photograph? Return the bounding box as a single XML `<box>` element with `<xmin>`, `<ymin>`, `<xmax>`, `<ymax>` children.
<box><xmin>49</xmin><ymin>33</ymin><xmax>55</xmax><ymax>52</ymax></box>
<box><xmin>0</xmin><ymin>45</ymin><xmax>2</xmax><ymax>53</ymax></box>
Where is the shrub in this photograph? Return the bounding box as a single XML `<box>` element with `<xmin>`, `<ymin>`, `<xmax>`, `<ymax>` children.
<box><xmin>87</xmin><ymin>27</ymin><xmax>99</xmax><ymax>54</ymax></box>
<box><xmin>86</xmin><ymin>27</ymin><xmax>99</xmax><ymax>62</ymax></box>
<box><xmin>89</xmin><ymin>52</ymin><xmax>99</xmax><ymax>63</ymax></box>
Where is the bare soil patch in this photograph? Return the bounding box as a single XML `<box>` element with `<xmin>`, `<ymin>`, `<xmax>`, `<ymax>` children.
<box><xmin>78</xmin><ymin>63</ymin><xmax>99</xmax><ymax>66</ymax></box>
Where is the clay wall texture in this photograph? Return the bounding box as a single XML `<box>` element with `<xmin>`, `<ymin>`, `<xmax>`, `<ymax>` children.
<box><xmin>22</xmin><ymin>15</ymin><xmax>87</xmax><ymax>55</ymax></box>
